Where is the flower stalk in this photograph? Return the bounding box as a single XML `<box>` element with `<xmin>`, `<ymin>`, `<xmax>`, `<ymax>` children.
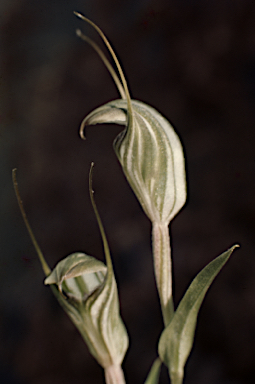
<box><xmin>105</xmin><ymin>364</ymin><xmax>126</xmax><ymax>384</ymax></box>
<box><xmin>152</xmin><ymin>222</ymin><xmax>174</xmax><ymax>326</ymax></box>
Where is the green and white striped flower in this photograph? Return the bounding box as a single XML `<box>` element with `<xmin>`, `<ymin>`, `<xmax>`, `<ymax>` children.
<box><xmin>44</xmin><ymin>251</ymin><xmax>129</xmax><ymax>370</ymax></box>
<box><xmin>75</xmin><ymin>12</ymin><xmax>187</xmax><ymax>326</ymax></box>
<box><xmin>75</xmin><ymin>12</ymin><xmax>186</xmax><ymax>227</ymax></box>
<box><xmin>12</xmin><ymin>167</ymin><xmax>129</xmax><ymax>382</ymax></box>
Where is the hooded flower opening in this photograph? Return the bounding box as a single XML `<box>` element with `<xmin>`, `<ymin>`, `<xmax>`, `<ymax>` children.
<box><xmin>44</xmin><ymin>252</ymin><xmax>107</xmax><ymax>302</ymax></box>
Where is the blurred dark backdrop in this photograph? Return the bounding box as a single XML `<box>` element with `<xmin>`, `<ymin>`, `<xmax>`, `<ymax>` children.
<box><xmin>1</xmin><ymin>1</ymin><xmax>255</xmax><ymax>383</ymax></box>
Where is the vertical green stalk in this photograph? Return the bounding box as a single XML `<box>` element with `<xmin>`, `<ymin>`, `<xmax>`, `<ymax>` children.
<box><xmin>104</xmin><ymin>364</ymin><xmax>126</xmax><ymax>384</ymax></box>
<box><xmin>152</xmin><ymin>222</ymin><xmax>174</xmax><ymax>326</ymax></box>
<box><xmin>170</xmin><ymin>372</ymin><xmax>183</xmax><ymax>384</ymax></box>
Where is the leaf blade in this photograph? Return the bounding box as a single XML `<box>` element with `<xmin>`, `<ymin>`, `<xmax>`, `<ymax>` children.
<box><xmin>144</xmin><ymin>358</ymin><xmax>162</xmax><ymax>384</ymax></box>
<box><xmin>158</xmin><ymin>245</ymin><xmax>239</xmax><ymax>382</ymax></box>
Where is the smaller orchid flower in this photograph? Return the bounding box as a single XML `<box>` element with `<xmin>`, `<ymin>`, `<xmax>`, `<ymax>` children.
<box><xmin>12</xmin><ymin>167</ymin><xmax>128</xmax><ymax>384</ymax></box>
<box><xmin>44</xmin><ymin>250</ymin><xmax>128</xmax><ymax>374</ymax></box>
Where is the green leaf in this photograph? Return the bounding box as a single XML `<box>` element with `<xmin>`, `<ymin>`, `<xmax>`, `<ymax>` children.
<box><xmin>158</xmin><ymin>245</ymin><xmax>239</xmax><ymax>384</ymax></box>
<box><xmin>144</xmin><ymin>358</ymin><xmax>162</xmax><ymax>384</ymax></box>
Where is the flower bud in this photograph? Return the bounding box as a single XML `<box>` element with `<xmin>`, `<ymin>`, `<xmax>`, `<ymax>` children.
<box><xmin>45</xmin><ymin>252</ymin><xmax>128</xmax><ymax>369</ymax></box>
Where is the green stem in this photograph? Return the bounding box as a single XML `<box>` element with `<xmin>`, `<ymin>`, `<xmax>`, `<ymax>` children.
<box><xmin>152</xmin><ymin>222</ymin><xmax>174</xmax><ymax>326</ymax></box>
<box><xmin>104</xmin><ymin>364</ymin><xmax>126</xmax><ymax>384</ymax></box>
<box><xmin>170</xmin><ymin>371</ymin><xmax>184</xmax><ymax>384</ymax></box>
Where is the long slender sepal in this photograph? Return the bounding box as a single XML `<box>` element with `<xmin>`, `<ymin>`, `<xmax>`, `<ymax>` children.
<box><xmin>74</xmin><ymin>11</ymin><xmax>133</xmax><ymax>125</ymax></box>
<box><xmin>75</xmin><ymin>29</ymin><xmax>126</xmax><ymax>100</ymax></box>
<box><xmin>12</xmin><ymin>168</ymin><xmax>51</xmax><ymax>276</ymax></box>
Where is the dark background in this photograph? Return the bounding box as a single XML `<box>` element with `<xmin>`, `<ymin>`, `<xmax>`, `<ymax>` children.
<box><xmin>1</xmin><ymin>1</ymin><xmax>255</xmax><ymax>383</ymax></box>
